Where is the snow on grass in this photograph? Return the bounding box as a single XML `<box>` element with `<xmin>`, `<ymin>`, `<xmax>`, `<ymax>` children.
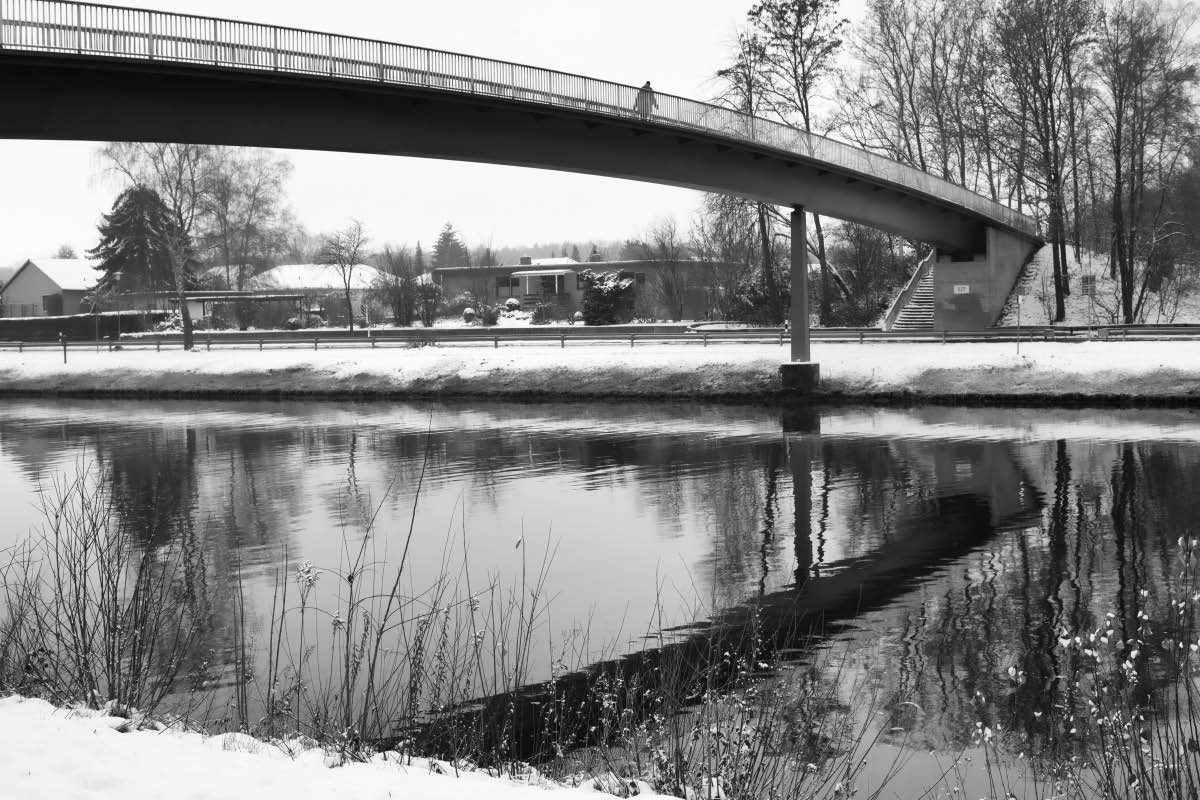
<box><xmin>999</xmin><ymin>247</ymin><xmax>1200</xmax><ymax>327</ymax></box>
<box><xmin>0</xmin><ymin>695</ymin><xmax>651</xmax><ymax>800</ymax></box>
<box><xmin>1</xmin><ymin>339</ymin><xmax>1200</xmax><ymax>399</ymax></box>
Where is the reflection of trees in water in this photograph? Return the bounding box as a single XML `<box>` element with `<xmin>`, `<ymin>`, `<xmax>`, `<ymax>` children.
<box><xmin>853</xmin><ymin>437</ymin><xmax>1200</xmax><ymax>758</ymax></box>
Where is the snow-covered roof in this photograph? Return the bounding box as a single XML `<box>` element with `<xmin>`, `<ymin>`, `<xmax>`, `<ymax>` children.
<box><xmin>529</xmin><ymin>257</ymin><xmax>578</xmax><ymax>266</ymax></box>
<box><xmin>511</xmin><ymin>269</ymin><xmax>576</xmax><ymax>278</ymax></box>
<box><xmin>247</xmin><ymin>263</ymin><xmax>383</xmax><ymax>291</ymax></box>
<box><xmin>17</xmin><ymin>258</ymin><xmax>101</xmax><ymax>292</ymax></box>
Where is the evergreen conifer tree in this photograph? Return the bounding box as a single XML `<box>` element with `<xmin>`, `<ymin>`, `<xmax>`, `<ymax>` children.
<box><xmin>89</xmin><ymin>186</ymin><xmax>191</xmax><ymax>293</ymax></box>
<box><xmin>431</xmin><ymin>223</ymin><xmax>471</xmax><ymax>269</ymax></box>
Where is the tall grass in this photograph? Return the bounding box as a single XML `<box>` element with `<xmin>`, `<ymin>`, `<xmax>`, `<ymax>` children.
<box><xmin>0</xmin><ymin>468</ymin><xmax>205</xmax><ymax>718</ymax></box>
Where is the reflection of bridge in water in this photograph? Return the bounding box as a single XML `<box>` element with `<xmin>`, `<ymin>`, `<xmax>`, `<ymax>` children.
<box><xmin>0</xmin><ymin>0</ymin><xmax>1042</xmax><ymax>368</ymax></box>
<box><xmin>406</xmin><ymin>418</ymin><xmax>1044</xmax><ymax>761</ymax></box>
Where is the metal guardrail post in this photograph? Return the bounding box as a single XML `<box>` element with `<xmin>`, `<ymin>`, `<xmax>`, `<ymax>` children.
<box><xmin>206</xmin><ymin>336</ymin><xmax>211</xmax><ymax>350</ymax></box>
<box><xmin>560</xmin><ymin>333</ymin><xmax>565</xmax><ymax>348</ymax></box>
<box><xmin>630</xmin><ymin>333</ymin><xmax>635</xmax><ymax>348</ymax></box>
<box><xmin>313</xmin><ymin>337</ymin><xmax>319</xmax><ymax>350</ymax></box>
<box><xmin>259</xmin><ymin>338</ymin><xmax>263</xmax><ymax>351</ymax></box>
<box><xmin>703</xmin><ymin>332</ymin><xmax>708</xmax><ymax>347</ymax></box>
<box><xmin>60</xmin><ymin>333</ymin><xmax>67</xmax><ymax>364</ymax></box>
<box><xmin>493</xmin><ymin>336</ymin><xmax>499</xmax><ymax>349</ymax></box>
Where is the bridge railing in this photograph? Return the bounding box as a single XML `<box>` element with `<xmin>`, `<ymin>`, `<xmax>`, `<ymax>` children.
<box><xmin>0</xmin><ymin>0</ymin><xmax>1039</xmax><ymax>238</ymax></box>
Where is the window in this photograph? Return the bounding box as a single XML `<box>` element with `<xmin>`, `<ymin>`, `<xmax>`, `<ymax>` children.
<box><xmin>495</xmin><ymin>276</ymin><xmax>510</xmax><ymax>289</ymax></box>
<box><xmin>576</xmin><ymin>273</ymin><xmax>588</xmax><ymax>290</ymax></box>
<box><xmin>1081</xmin><ymin>275</ymin><xmax>1096</xmax><ymax>297</ymax></box>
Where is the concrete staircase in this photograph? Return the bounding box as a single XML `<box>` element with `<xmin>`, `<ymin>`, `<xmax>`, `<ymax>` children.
<box><xmin>890</xmin><ymin>269</ymin><xmax>936</xmax><ymax>330</ymax></box>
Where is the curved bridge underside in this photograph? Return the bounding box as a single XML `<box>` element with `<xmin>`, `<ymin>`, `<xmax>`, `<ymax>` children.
<box><xmin>0</xmin><ymin>2</ymin><xmax>1039</xmax><ymax>254</ymax></box>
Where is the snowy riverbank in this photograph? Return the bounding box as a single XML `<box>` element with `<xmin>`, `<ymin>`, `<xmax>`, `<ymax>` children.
<box><xmin>0</xmin><ymin>340</ymin><xmax>1198</xmax><ymax>403</ymax></box>
<box><xmin>0</xmin><ymin>695</ymin><xmax>652</xmax><ymax>800</ymax></box>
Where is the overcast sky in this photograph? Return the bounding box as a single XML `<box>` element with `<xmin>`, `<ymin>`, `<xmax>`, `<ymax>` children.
<box><xmin>0</xmin><ymin>0</ymin><xmax>866</xmax><ymax>266</ymax></box>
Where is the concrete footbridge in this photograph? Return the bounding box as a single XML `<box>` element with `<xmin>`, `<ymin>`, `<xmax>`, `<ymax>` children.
<box><xmin>0</xmin><ymin>0</ymin><xmax>1043</xmax><ymax>387</ymax></box>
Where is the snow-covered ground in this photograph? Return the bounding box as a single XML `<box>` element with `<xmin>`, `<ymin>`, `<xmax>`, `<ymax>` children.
<box><xmin>0</xmin><ymin>695</ymin><xmax>654</xmax><ymax>800</ymax></box>
<box><xmin>1000</xmin><ymin>247</ymin><xmax>1200</xmax><ymax>327</ymax></box>
<box><xmin>1</xmin><ymin>339</ymin><xmax>1200</xmax><ymax>399</ymax></box>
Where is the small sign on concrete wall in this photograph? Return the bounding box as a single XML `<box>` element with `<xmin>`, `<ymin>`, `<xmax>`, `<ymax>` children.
<box><xmin>953</xmin><ymin>284</ymin><xmax>971</xmax><ymax>294</ymax></box>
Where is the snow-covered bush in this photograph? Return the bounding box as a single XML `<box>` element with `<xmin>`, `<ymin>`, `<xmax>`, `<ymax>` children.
<box><xmin>579</xmin><ymin>269</ymin><xmax>635</xmax><ymax>325</ymax></box>
<box><xmin>480</xmin><ymin>305</ymin><xmax>500</xmax><ymax>326</ymax></box>
<box><xmin>530</xmin><ymin>303</ymin><xmax>556</xmax><ymax>324</ymax></box>
<box><xmin>504</xmin><ymin>297</ymin><xmax>521</xmax><ymax>311</ymax></box>
<box><xmin>462</xmin><ymin>307</ymin><xmax>477</xmax><ymax>323</ymax></box>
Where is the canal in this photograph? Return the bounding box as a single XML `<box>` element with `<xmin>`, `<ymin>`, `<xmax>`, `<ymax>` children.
<box><xmin>2</xmin><ymin>398</ymin><xmax>1197</xmax><ymax>794</ymax></box>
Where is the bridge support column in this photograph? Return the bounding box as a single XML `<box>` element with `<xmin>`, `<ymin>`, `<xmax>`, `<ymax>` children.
<box><xmin>780</xmin><ymin>205</ymin><xmax>820</xmax><ymax>393</ymax></box>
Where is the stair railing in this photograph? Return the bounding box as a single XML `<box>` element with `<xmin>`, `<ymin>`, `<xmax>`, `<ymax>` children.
<box><xmin>882</xmin><ymin>249</ymin><xmax>936</xmax><ymax>331</ymax></box>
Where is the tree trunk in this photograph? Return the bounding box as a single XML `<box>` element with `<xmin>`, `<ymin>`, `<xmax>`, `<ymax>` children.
<box><xmin>813</xmin><ymin>214</ymin><xmax>831</xmax><ymax>326</ymax></box>
<box><xmin>757</xmin><ymin>203</ymin><xmax>780</xmax><ymax>325</ymax></box>
<box><xmin>345</xmin><ymin>285</ymin><xmax>355</xmax><ymax>332</ymax></box>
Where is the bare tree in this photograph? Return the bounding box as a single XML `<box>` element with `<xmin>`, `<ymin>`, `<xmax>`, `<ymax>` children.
<box><xmin>628</xmin><ymin>218</ymin><xmax>691</xmax><ymax>321</ymax></box>
<box><xmin>200</xmin><ymin>148</ymin><xmax>294</xmax><ymax>291</ymax></box>
<box><xmin>748</xmin><ymin>0</ymin><xmax>846</xmax><ymax>324</ymax></box>
<box><xmin>372</xmin><ymin>244</ymin><xmax>420</xmax><ymax>326</ymax></box>
<box><xmin>320</xmin><ymin>221</ymin><xmax>369</xmax><ymax>332</ymax></box>
<box><xmin>1094</xmin><ymin>0</ymin><xmax>1198</xmax><ymax>323</ymax></box>
<box><xmin>994</xmin><ymin>0</ymin><xmax>1095</xmax><ymax>321</ymax></box>
<box><xmin>98</xmin><ymin>143</ymin><xmax>212</xmax><ymax>240</ymax></box>
<box><xmin>715</xmin><ymin>31</ymin><xmax>789</xmax><ymax>325</ymax></box>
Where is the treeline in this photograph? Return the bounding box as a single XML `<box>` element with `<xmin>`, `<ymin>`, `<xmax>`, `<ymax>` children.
<box><xmin>700</xmin><ymin>0</ymin><xmax>1199</xmax><ymax>324</ymax></box>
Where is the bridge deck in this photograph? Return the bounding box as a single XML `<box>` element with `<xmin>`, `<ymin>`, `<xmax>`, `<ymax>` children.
<box><xmin>0</xmin><ymin>0</ymin><xmax>1038</xmax><ymax>240</ymax></box>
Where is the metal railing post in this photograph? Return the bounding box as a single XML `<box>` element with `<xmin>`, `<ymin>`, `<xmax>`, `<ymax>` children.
<box><xmin>272</xmin><ymin>26</ymin><xmax>278</xmax><ymax>71</ymax></box>
<box><xmin>147</xmin><ymin>12</ymin><xmax>155</xmax><ymax>59</ymax></box>
<box><xmin>76</xmin><ymin>4</ymin><xmax>82</xmax><ymax>53</ymax></box>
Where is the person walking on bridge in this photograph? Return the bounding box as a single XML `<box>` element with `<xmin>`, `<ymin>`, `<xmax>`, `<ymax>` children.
<box><xmin>634</xmin><ymin>81</ymin><xmax>658</xmax><ymax>121</ymax></box>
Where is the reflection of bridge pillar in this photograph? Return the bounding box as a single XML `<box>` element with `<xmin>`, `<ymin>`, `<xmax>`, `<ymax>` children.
<box><xmin>786</xmin><ymin>422</ymin><xmax>819</xmax><ymax>590</ymax></box>
<box><xmin>781</xmin><ymin>205</ymin><xmax>820</xmax><ymax>393</ymax></box>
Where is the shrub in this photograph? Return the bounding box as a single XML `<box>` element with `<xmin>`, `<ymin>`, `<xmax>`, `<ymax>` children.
<box><xmin>504</xmin><ymin>297</ymin><xmax>521</xmax><ymax>311</ymax></box>
<box><xmin>579</xmin><ymin>269</ymin><xmax>635</xmax><ymax>325</ymax></box>
<box><xmin>448</xmin><ymin>292</ymin><xmax>477</xmax><ymax>315</ymax></box>
<box><xmin>416</xmin><ymin>283</ymin><xmax>443</xmax><ymax>328</ymax></box>
<box><xmin>462</xmin><ymin>307</ymin><xmax>477</xmax><ymax>323</ymax></box>
<box><xmin>530</xmin><ymin>303</ymin><xmax>556</xmax><ymax>324</ymax></box>
<box><xmin>480</xmin><ymin>305</ymin><xmax>500</xmax><ymax>326</ymax></box>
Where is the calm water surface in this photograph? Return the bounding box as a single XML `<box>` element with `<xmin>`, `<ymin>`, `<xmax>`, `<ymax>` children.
<box><xmin>3</xmin><ymin>398</ymin><xmax>1199</xmax><ymax>788</ymax></box>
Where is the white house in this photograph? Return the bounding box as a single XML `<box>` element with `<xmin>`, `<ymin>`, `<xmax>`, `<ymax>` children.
<box><xmin>0</xmin><ymin>258</ymin><xmax>101</xmax><ymax>317</ymax></box>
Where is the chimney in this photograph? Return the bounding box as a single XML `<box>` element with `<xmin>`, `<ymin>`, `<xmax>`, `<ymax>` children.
<box><xmin>588</xmin><ymin>246</ymin><xmax>603</xmax><ymax>263</ymax></box>
<box><xmin>519</xmin><ymin>255</ymin><xmax>533</xmax><ymax>266</ymax></box>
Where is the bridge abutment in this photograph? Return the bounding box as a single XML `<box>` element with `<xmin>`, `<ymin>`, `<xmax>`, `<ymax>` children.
<box><xmin>933</xmin><ymin>227</ymin><xmax>1040</xmax><ymax>330</ymax></box>
<box><xmin>781</xmin><ymin>206</ymin><xmax>820</xmax><ymax>394</ymax></box>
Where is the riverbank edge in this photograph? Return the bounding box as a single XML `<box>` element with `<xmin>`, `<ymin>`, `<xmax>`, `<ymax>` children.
<box><xmin>2</xmin><ymin>371</ymin><xmax>1199</xmax><ymax>407</ymax></box>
